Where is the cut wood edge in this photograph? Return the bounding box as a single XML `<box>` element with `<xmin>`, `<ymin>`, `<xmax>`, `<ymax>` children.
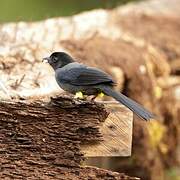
<box><xmin>81</xmin><ymin>102</ymin><xmax>133</xmax><ymax>157</ymax></box>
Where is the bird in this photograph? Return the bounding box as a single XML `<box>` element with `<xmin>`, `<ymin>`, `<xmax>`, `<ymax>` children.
<box><xmin>43</xmin><ymin>52</ymin><xmax>155</xmax><ymax>121</ymax></box>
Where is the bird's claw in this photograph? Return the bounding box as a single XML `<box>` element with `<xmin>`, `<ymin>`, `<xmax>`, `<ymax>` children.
<box><xmin>98</xmin><ymin>92</ymin><xmax>105</xmax><ymax>98</ymax></box>
<box><xmin>74</xmin><ymin>91</ymin><xmax>85</xmax><ymax>100</ymax></box>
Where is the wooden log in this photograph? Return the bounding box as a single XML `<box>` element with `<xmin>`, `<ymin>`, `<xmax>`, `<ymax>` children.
<box><xmin>0</xmin><ymin>96</ymin><xmax>135</xmax><ymax>179</ymax></box>
<box><xmin>81</xmin><ymin>102</ymin><xmax>133</xmax><ymax>157</ymax></box>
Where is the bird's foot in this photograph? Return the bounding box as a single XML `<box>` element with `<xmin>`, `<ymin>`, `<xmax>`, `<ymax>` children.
<box><xmin>74</xmin><ymin>91</ymin><xmax>85</xmax><ymax>100</ymax></box>
<box><xmin>90</xmin><ymin>92</ymin><xmax>105</xmax><ymax>102</ymax></box>
<box><xmin>98</xmin><ymin>92</ymin><xmax>105</xmax><ymax>98</ymax></box>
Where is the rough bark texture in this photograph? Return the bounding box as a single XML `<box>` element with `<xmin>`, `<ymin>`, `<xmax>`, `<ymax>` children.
<box><xmin>0</xmin><ymin>96</ymin><xmax>137</xmax><ymax>180</ymax></box>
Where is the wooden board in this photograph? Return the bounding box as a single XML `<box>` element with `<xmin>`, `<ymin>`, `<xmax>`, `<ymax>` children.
<box><xmin>81</xmin><ymin>101</ymin><xmax>133</xmax><ymax>157</ymax></box>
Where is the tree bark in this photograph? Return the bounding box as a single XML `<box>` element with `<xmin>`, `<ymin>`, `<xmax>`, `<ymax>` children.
<box><xmin>0</xmin><ymin>96</ymin><xmax>137</xmax><ymax>179</ymax></box>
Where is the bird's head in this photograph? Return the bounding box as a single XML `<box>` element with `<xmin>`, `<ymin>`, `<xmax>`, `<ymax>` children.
<box><xmin>43</xmin><ymin>52</ymin><xmax>74</xmax><ymax>70</ymax></box>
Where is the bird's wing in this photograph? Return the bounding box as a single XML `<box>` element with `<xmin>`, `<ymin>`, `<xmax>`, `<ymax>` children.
<box><xmin>59</xmin><ymin>64</ymin><xmax>115</xmax><ymax>86</ymax></box>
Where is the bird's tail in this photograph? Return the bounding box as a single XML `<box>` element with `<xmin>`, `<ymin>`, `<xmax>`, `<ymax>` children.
<box><xmin>99</xmin><ymin>86</ymin><xmax>155</xmax><ymax>121</ymax></box>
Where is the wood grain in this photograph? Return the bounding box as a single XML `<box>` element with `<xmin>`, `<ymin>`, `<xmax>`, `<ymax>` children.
<box><xmin>81</xmin><ymin>102</ymin><xmax>133</xmax><ymax>157</ymax></box>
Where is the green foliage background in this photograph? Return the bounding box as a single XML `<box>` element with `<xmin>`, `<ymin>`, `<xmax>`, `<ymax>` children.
<box><xmin>0</xmin><ymin>0</ymin><xmax>140</xmax><ymax>23</ymax></box>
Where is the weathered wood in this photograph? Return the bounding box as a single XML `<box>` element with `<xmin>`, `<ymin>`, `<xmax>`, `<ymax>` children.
<box><xmin>0</xmin><ymin>96</ymin><xmax>136</xmax><ymax>179</ymax></box>
<box><xmin>81</xmin><ymin>102</ymin><xmax>133</xmax><ymax>157</ymax></box>
<box><xmin>1</xmin><ymin>0</ymin><xmax>178</xmax><ymax>179</ymax></box>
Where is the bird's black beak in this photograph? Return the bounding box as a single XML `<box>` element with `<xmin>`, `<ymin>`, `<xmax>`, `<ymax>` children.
<box><xmin>42</xmin><ymin>57</ymin><xmax>51</xmax><ymax>63</ymax></box>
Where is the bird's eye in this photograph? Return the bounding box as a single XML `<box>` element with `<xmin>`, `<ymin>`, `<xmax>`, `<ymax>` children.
<box><xmin>52</xmin><ymin>56</ymin><xmax>58</xmax><ymax>63</ymax></box>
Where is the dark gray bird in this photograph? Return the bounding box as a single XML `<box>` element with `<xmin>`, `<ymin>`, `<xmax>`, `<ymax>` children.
<box><xmin>43</xmin><ymin>52</ymin><xmax>155</xmax><ymax>121</ymax></box>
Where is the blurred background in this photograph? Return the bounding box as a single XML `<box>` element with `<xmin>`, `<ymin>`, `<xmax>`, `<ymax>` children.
<box><xmin>0</xmin><ymin>0</ymin><xmax>179</xmax><ymax>180</ymax></box>
<box><xmin>0</xmin><ymin>0</ymin><xmax>139</xmax><ymax>22</ymax></box>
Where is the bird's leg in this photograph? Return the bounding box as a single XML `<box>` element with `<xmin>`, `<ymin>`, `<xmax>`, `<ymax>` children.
<box><xmin>91</xmin><ymin>92</ymin><xmax>105</xmax><ymax>101</ymax></box>
<box><xmin>98</xmin><ymin>92</ymin><xmax>105</xmax><ymax>98</ymax></box>
<box><xmin>91</xmin><ymin>94</ymin><xmax>98</xmax><ymax>101</ymax></box>
<box><xmin>74</xmin><ymin>91</ymin><xmax>85</xmax><ymax>100</ymax></box>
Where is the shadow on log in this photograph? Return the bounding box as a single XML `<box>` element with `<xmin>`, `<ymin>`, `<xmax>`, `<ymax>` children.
<box><xmin>0</xmin><ymin>96</ymin><xmax>137</xmax><ymax>179</ymax></box>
